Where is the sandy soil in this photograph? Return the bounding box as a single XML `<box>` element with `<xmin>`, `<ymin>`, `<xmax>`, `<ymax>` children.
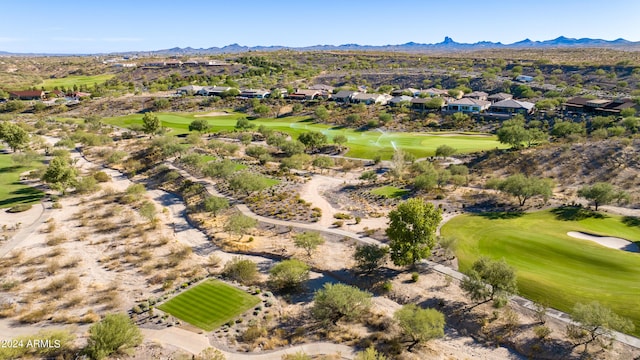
<box><xmin>567</xmin><ymin>231</ymin><xmax>640</xmax><ymax>252</ymax></box>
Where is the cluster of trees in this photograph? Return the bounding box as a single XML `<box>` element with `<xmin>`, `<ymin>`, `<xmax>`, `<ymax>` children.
<box><xmin>496</xmin><ymin>116</ymin><xmax>546</xmax><ymax>149</ymax></box>
<box><xmin>486</xmin><ymin>174</ymin><xmax>553</xmax><ymax>206</ymax></box>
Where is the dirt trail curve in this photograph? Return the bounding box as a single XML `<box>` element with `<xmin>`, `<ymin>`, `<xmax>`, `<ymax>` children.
<box><xmin>164</xmin><ymin>163</ymin><xmax>640</xmax><ymax>350</ymax></box>
<box><xmin>143</xmin><ymin>328</ymin><xmax>356</xmax><ymax>359</ymax></box>
<box><xmin>0</xmin><ymin>201</ymin><xmax>52</xmax><ymax>258</ymax></box>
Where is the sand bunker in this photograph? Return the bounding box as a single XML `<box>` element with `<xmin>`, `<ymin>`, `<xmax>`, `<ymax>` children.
<box><xmin>194</xmin><ymin>111</ymin><xmax>229</xmax><ymax>117</ymax></box>
<box><xmin>567</xmin><ymin>231</ymin><xmax>639</xmax><ymax>253</ymax></box>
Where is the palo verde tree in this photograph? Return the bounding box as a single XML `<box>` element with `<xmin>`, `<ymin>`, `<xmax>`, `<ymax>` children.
<box><xmin>41</xmin><ymin>155</ymin><xmax>78</xmax><ymax>194</ymax></box>
<box><xmin>141</xmin><ymin>112</ymin><xmax>160</xmax><ymax>136</ymax></box>
<box><xmin>298</xmin><ymin>131</ymin><xmax>328</xmax><ymax>152</ymax></box>
<box><xmin>311</xmin><ymin>283</ymin><xmax>372</xmax><ymax>325</ymax></box>
<box><xmin>85</xmin><ymin>313</ymin><xmax>143</xmax><ymax>360</ymax></box>
<box><xmin>0</xmin><ymin>121</ymin><xmax>29</xmax><ymax>152</ymax></box>
<box><xmin>293</xmin><ymin>231</ymin><xmax>325</xmax><ymax>256</ymax></box>
<box><xmin>223</xmin><ymin>213</ymin><xmax>257</xmax><ymax>240</ymax></box>
<box><xmin>353</xmin><ymin>244</ymin><xmax>388</xmax><ymax>274</ymax></box>
<box><xmin>386</xmin><ymin>198</ymin><xmax>442</xmax><ymax>267</ymax></box>
<box><xmin>461</xmin><ymin>257</ymin><xmax>517</xmax><ymax>307</ymax></box>
<box><xmin>268</xmin><ymin>259</ymin><xmax>310</xmax><ymax>293</ymax></box>
<box><xmin>488</xmin><ymin>174</ymin><xmax>553</xmax><ymax>207</ymax></box>
<box><xmin>394</xmin><ymin>304</ymin><xmax>445</xmax><ymax>352</ymax></box>
<box><xmin>188</xmin><ymin>118</ymin><xmax>210</xmax><ymax>133</ymax></box>
<box><xmin>566</xmin><ymin>301</ymin><xmax>634</xmax><ymax>353</ymax></box>
<box><xmin>203</xmin><ymin>196</ymin><xmax>229</xmax><ymax>217</ymax></box>
<box><xmin>577</xmin><ymin>182</ymin><xmax>628</xmax><ymax>211</ymax></box>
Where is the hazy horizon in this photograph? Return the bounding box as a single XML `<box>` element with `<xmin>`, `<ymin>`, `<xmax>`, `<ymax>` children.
<box><xmin>1</xmin><ymin>0</ymin><xmax>639</xmax><ymax>54</ymax></box>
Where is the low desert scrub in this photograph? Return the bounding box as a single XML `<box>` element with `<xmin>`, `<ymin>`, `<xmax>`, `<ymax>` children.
<box><xmin>80</xmin><ymin>310</ymin><xmax>101</xmax><ymax>324</ymax></box>
<box><xmin>51</xmin><ymin>312</ymin><xmax>81</xmax><ymax>324</ymax></box>
<box><xmin>0</xmin><ymin>279</ymin><xmax>20</xmax><ymax>291</ymax></box>
<box><xmin>43</xmin><ymin>219</ymin><xmax>56</xmax><ymax>233</ymax></box>
<box><xmin>63</xmin><ymin>295</ymin><xmax>84</xmax><ymax>309</ymax></box>
<box><xmin>0</xmin><ymin>302</ymin><xmax>17</xmax><ymax>318</ymax></box>
<box><xmin>49</xmin><ymin>247</ymin><xmax>65</xmax><ymax>257</ymax></box>
<box><xmin>22</xmin><ymin>267</ymin><xmax>39</xmax><ymax>281</ymax></box>
<box><xmin>43</xmin><ymin>274</ymin><xmax>80</xmax><ymax>298</ymax></box>
<box><xmin>18</xmin><ymin>304</ymin><xmax>55</xmax><ymax>324</ymax></box>
<box><xmin>45</xmin><ymin>260</ymin><xmax>61</xmax><ymax>275</ymax></box>
<box><xmin>46</xmin><ymin>234</ymin><xmax>68</xmax><ymax>246</ymax></box>
<box><xmin>62</xmin><ymin>256</ymin><xmax>82</xmax><ymax>269</ymax></box>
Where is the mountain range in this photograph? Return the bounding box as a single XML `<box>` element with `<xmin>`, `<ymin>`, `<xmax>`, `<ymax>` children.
<box><xmin>137</xmin><ymin>36</ymin><xmax>640</xmax><ymax>56</ymax></box>
<box><xmin>2</xmin><ymin>36</ymin><xmax>639</xmax><ymax>56</ymax></box>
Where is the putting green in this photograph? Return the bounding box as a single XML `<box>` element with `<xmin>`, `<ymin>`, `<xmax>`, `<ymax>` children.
<box><xmin>104</xmin><ymin>112</ymin><xmax>506</xmax><ymax>159</ymax></box>
<box><xmin>441</xmin><ymin>208</ymin><xmax>640</xmax><ymax>336</ymax></box>
<box><xmin>157</xmin><ymin>279</ymin><xmax>260</xmax><ymax>331</ymax></box>
<box><xmin>0</xmin><ymin>153</ymin><xmax>45</xmax><ymax>208</ymax></box>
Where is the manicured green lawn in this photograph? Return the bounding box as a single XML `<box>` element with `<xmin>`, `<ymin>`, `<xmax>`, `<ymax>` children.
<box><xmin>370</xmin><ymin>186</ymin><xmax>409</xmax><ymax>198</ymax></box>
<box><xmin>0</xmin><ymin>153</ymin><xmax>45</xmax><ymax>208</ymax></box>
<box><xmin>157</xmin><ymin>279</ymin><xmax>260</xmax><ymax>331</ymax></box>
<box><xmin>441</xmin><ymin>208</ymin><xmax>640</xmax><ymax>336</ymax></box>
<box><xmin>104</xmin><ymin>112</ymin><xmax>506</xmax><ymax>159</ymax></box>
<box><xmin>40</xmin><ymin>74</ymin><xmax>114</xmax><ymax>90</ymax></box>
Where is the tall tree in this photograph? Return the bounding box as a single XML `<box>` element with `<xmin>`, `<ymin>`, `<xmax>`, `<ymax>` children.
<box><xmin>386</xmin><ymin>198</ymin><xmax>442</xmax><ymax>267</ymax></box>
<box><xmin>142</xmin><ymin>112</ymin><xmax>160</xmax><ymax>135</ymax></box>
<box><xmin>0</xmin><ymin>122</ymin><xmax>29</xmax><ymax>152</ymax></box>
<box><xmin>353</xmin><ymin>244</ymin><xmax>388</xmax><ymax>274</ymax></box>
<box><xmin>268</xmin><ymin>259</ymin><xmax>310</xmax><ymax>293</ymax></box>
<box><xmin>298</xmin><ymin>131</ymin><xmax>328</xmax><ymax>151</ymax></box>
<box><xmin>394</xmin><ymin>304</ymin><xmax>445</xmax><ymax>352</ymax></box>
<box><xmin>203</xmin><ymin>196</ymin><xmax>229</xmax><ymax>217</ymax></box>
<box><xmin>491</xmin><ymin>174</ymin><xmax>553</xmax><ymax>206</ymax></box>
<box><xmin>41</xmin><ymin>155</ymin><xmax>78</xmax><ymax>194</ymax></box>
<box><xmin>223</xmin><ymin>213</ymin><xmax>257</xmax><ymax>240</ymax></box>
<box><xmin>577</xmin><ymin>182</ymin><xmax>628</xmax><ymax>211</ymax></box>
<box><xmin>461</xmin><ymin>257</ymin><xmax>517</xmax><ymax>306</ymax></box>
<box><xmin>312</xmin><ymin>283</ymin><xmax>372</xmax><ymax>325</ymax></box>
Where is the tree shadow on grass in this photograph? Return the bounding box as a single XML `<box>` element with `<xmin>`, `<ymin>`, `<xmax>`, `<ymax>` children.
<box><xmin>622</xmin><ymin>216</ymin><xmax>640</xmax><ymax>227</ymax></box>
<box><xmin>550</xmin><ymin>206</ymin><xmax>605</xmax><ymax>221</ymax></box>
<box><xmin>475</xmin><ymin>211</ymin><xmax>524</xmax><ymax>220</ymax></box>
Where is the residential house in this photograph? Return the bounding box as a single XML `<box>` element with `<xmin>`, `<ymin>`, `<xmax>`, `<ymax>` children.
<box><xmin>197</xmin><ymin>86</ymin><xmax>232</xmax><ymax>97</ymax></box>
<box><xmin>419</xmin><ymin>88</ymin><xmax>449</xmax><ymax>97</ymax></box>
<box><xmin>388</xmin><ymin>95</ymin><xmax>413</xmax><ymax>107</ymax></box>
<box><xmin>351</xmin><ymin>93</ymin><xmax>390</xmax><ymax>105</ymax></box>
<box><xmin>463</xmin><ymin>91</ymin><xmax>489</xmax><ymax>101</ymax></box>
<box><xmin>144</xmin><ymin>61</ymin><xmax>166</xmax><ymax>67</ymax></box>
<box><xmin>9</xmin><ymin>90</ymin><xmax>45</xmax><ymax>100</ymax></box>
<box><xmin>410</xmin><ymin>97</ymin><xmax>448</xmax><ymax>111</ymax></box>
<box><xmin>288</xmin><ymin>89</ymin><xmax>321</xmax><ymax>100</ymax></box>
<box><xmin>66</xmin><ymin>91</ymin><xmax>91</xmax><ymax>100</ymax></box>
<box><xmin>391</xmin><ymin>88</ymin><xmax>421</xmax><ymax>97</ymax></box>
<box><xmin>309</xmin><ymin>84</ymin><xmax>335</xmax><ymax>93</ymax></box>
<box><xmin>445</xmin><ymin>98</ymin><xmax>491</xmax><ymax>114</ymax></box>
<box><xmin>487</xmin><ymin>99</ymin><xmax>535</xmax><ymax>117</ymax></box>
<box><xmin>488</xmin><ymin>92</ymin><xmax>513</xmax><ymax>103</ymax></box>
<box><xmin>239</xmin><ymin>89</ymin><xmax>270</xmax><ymax>99</ymax></box>
<box><xmin>563</xmin><ymin>97</ymin><xmax>639</xmax><ymax>116</ymax></box>
<box><xmin>332</xmin><ymin>90</ymin><xmax>358</xmax><ymax>103</ymax></box>
<box><xmin>175</xmin><ymin>85</ymin><xmax>205</xmax><ymax>95</ymax></box>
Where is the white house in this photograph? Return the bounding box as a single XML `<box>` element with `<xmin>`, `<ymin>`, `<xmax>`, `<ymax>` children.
<box><xmin>445</xmin><ymin>98</ymin><xmax>491</xmax><ymax>114</ymax></box>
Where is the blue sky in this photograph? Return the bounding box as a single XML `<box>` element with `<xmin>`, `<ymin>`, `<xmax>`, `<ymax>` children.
<box><xmin>1</xmin><ymin>0</ymin><xmax>639</xmax><ymax>53</ymax></box>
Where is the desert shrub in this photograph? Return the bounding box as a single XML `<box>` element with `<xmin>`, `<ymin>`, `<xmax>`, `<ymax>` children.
<box><xmin>7</xmin><ymin>204</ymin><xmax>32</xmax><ymax>213</ymax></box>
<box><xmin>85</xmin><ymin>313</ymin><xmax>143</xmax><ymax>360</ymax></box>
<box><xmin>93</xmin><ymin>171</ymin><xmax>110</xmax><ymax>182</ymax></box>
<box><xmin>222</xmin><ymin>257</ymin><xmax>258</xmax><ymax>285</ymax></box>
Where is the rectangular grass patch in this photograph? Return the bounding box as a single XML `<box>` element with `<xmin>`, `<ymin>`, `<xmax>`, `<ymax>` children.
<box><xmin>157</xmin><ymin>279</ymin><xmax>260</xmax><ymax>331</ymax></box>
